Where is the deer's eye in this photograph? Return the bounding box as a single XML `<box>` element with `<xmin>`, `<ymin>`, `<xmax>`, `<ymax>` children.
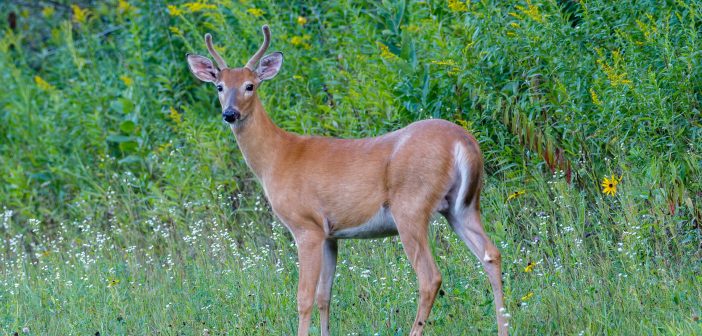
<box><xmin>216</xmin><ymin>84</ymin><xmax>223</xmax><ymax>92</ymax></box>
<box><xmin>245</xmin><ymin>84</ymin><xmax>254</xmax><ymax>91</ymax></box>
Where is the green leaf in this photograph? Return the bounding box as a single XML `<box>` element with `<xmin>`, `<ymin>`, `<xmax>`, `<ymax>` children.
<box><xmin>111</xmin><ymin>98</ymin><xmax>135</xmax><ymax>114</ymax></box>
<box><xmin>119</xmin><ymin>120</ymin><xmax>136</xmax><ymax>134</ymax></box>
<box><xmin>118</xmin><ymin>155</ymin><xmax>142</xmax><ymax>165</ymax></box>
<box><xmin>118</xmin><ymin>141</ymin><xmax>138</xmax><ymax>153</ymax></box>
<box><xmin>106</xmin><ymin>134</ymin><xmax>135</xmax><ymax>143</ymax></box>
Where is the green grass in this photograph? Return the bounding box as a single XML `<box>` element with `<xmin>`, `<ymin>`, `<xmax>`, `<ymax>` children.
<box><xmin>1</xmin><ymin>0</ymin><xmax>701</xmax><ymax>335</ymax></box>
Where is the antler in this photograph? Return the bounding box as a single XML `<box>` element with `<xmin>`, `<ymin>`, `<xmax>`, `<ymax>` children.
<box><xmin>205</xmin><ymin>33</ymin><xmax>227</xmax><ymax>69</ymax></box>
<box><xmin>244</xmin><ymin>25</ymin><xmax>270</xmax><ymax>70</ymax></box>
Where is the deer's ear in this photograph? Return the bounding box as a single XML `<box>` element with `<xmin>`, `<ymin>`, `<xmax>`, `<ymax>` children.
<box><xmin>256</xmin><ymin>52</ymin><xmax>283</xmax><ymax>81</ymax></box>
<box><xmin>187</xmin><ymin>54</ymin><xmax>219</xmax><ymax>83</ymax></box>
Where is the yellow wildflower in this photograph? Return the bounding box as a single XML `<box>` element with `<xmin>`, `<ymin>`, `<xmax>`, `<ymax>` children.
<box><xmin>448</xmin><ymin>0</ymin><xmax>468</xmax><ymax>12</ymax></box>
<box><xmin>455</xmin><ymin>118</ymin><xmax>472</xmax><ymax>132</ymax></box>
<box><xmin>156</xmin><ymin>142</ymin><xmax>172</xmax><ymax>153</ymax></box>
<box><xmin>118</xmin><ymin>0</ymin><xmax>134</xmax><ymax>14</ymax></box>
<box><xmin>601</xmin><ymin>175</ymin><xmax>620</xmax><ymax>196</ymax></box>
<box><xmin>507</xmin><ymin>190</ymin><xmax>526</xmax><ymax>201</ymax></box>
<box><xmin>377</xmin><ymin>42</ymin><xmax>398</xmax><ymax>60</ymax></box>
<box><xmin>34</xmin><ymin>76</ymin><xmax>55</xmax><ymax>91</ymax></box>
<box><xmin>247</xmin><ymin>8</ymin><xmax>264</xmax><ymax>17</ymax></box>
<box><xmin>402</xmin><ymin>24</ymin><xmax>420</xmax><ymax>33</ymax></box>
<box><xmin>597</xmin><ymin>50</ymin><xmax>632</xmax><ymax>87</ymax></box>
<box><xmin>107</xmin><ymin>278</ymin><xmax>121</xmax><ymax>287</ymax></box>
<box><xmin>516</xmin><ymin>0</ymin><xmax>543</xmax><ymax>23</ymax></box>
<box><xmin>42</xmin><ymin>6</ymin><xmax>55</xmax><ymax>19</ymax></box>
<box><xmin>169</xmin><ymin>26</ymin><xmax>183</xmax><ymax>35</ymax></box>
<box><xmin>589</xmin><ymin>88</ymin><xmax>602</xmax><ymax>106</ymax></box>
<box><xmin>167</xmin><ymin>5</ymin><xmax>182</xmax><ymax>16</ymax></box>
<box><xmin>636</xmin><ymin>14</ymin><xmax>658</xmax><ymax>42</ymax></box>
<box><xmin>293</xmin><ymin>75</ymin><xmax>304</xmax><ymax>81</ymax></box>
<box><xmin>72</xmin><ymin>4</ymin><xmax>90</xmax><ymax>24</ymax></box>
<box><xmin>168</xmin><ymin>107</ymin><xmax>182</xmax><ymax>125</ymax></box>
<box><xmin>431</xmin><ymin>59</ymin><xmax>460</xmax><ymax>75</ymax></box>
<box><xmin>509</xmin><ymin>12</ymin><xmax>523</xmax><ymax>20</ymax></box>
<box><xmin>521</xmin><ymin>292</ymin><xmax>534</xmax><ymax>301</ymax></box>
<box><xmin>183</xmin><ymin>2</ymin><xmax>216</xmax><ymax>13</ymax></box>
<box><xmin>119</xmin><ymin>75</ymin><xmax>133</xmax><ymax>87</ymax></box>
<box><xmin>297</xmin><ymin>16</ymin><xmax>308</xmax><ymax>25</ymax></box>
<box><xmin>524</xmin><ymin>261</ymin><xmax>535</xmax><ymax>273</ymax></box>
<box><xmin>431</xmin><ymin>60</ymin><xmax>457</xmax><ymax>67</ymax></box>
<box><xmin>290</xmin><ymin>35</ymin><xmax>312</xmax><ymax>49</ymax></box>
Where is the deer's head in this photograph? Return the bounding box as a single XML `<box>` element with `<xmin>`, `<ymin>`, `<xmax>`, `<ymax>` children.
<box><xmin>186</xmin><ymin>25</ymin><xmax>282</xmax><ymax>124</ymax></box>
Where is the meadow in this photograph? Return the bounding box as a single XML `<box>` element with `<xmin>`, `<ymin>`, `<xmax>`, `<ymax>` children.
<box><xmin>1</xmin><ymin>0</ymin><xmax>701</xmax><ymax>335</ymax></box>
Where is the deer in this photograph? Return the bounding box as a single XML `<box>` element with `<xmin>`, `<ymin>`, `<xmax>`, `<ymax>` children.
<box><xmin>186</xmin><ymin>25</ymin><xmax>509</xmax><ymax>336</ymax></box>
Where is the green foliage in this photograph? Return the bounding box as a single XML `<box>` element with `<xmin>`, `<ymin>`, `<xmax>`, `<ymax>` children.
<box><xmin>0</xmin><ymin>0</ymin><xmax>700</xmax><ymax>335</ymax></box>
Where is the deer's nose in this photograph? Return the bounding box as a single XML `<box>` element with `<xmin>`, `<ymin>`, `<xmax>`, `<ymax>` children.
<box><xmin>222</xmin><ymin>107</ymin><xmax>240</xmax><ymax>123</ymax></box>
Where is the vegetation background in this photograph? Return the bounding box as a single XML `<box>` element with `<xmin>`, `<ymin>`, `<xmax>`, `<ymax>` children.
<box><xmin>1</xmin><ymin>0</ymin><xmax>700</xmax><ymax>335</ymax></box>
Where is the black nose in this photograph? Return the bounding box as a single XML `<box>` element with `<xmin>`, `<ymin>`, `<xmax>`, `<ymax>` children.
<box><xmin>222</xmin><ymin>108</ymin><xmax>240</xmax><ymax>123</ymax></box>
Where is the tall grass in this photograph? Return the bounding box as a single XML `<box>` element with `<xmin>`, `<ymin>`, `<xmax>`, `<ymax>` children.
<box><xmin>1</xmin><ymin>0</ymin><xmax>700</xmax><ymax>335</ymax></box>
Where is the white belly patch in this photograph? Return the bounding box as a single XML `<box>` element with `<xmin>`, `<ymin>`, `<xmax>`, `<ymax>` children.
<box><xmin>329</xmin><ymin>207</ymin><xmax>398</xmax><ymax>239</ymax></box>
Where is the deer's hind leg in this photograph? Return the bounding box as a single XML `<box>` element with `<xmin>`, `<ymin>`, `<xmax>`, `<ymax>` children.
<box><xmin>390</xmin><ymin>199</ymin><xmax>442</xmax><ymax>336</ymax></box>
<box><xmin>446</xmin><ymin>195</ymin><xmax>508</xmax><ymax>336</ymax></box>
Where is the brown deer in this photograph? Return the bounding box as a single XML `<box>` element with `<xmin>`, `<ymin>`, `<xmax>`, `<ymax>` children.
<box><xmin>186</xmin><ymin>25</ymin><xmax>508</xmax><ymax>336</ymax></box>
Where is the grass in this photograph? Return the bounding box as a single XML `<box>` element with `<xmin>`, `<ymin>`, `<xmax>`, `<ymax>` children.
<box><xmin>1</xmin><ymin>0</ymin><xmax>701</xmax><ymax>335</ymax></box>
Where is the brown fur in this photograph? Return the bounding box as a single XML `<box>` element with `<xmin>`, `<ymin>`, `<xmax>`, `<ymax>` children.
<box><xmin>188</xmin><ymin>32</ymin><xmax>508</xmax><ymax>336</ymax></box>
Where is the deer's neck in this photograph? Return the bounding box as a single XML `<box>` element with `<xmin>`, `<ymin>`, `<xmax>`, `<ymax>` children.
<box><xmin>231</xmin><ymin>98</ymin><xmax>290</xmax><ymax>180</ymax></box>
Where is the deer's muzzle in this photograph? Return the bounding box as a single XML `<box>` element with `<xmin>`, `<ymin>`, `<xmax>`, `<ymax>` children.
<box><xmin>222</xmin><ymin>107</ymin><xmax>240</xmax><ymax>123</ymax></box>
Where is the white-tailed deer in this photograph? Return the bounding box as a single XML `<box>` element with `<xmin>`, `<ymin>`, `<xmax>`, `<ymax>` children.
<box><xmin>187</xmin><ymin>25</ymin><xmax>508</xmax><ymax>336</ymax></box>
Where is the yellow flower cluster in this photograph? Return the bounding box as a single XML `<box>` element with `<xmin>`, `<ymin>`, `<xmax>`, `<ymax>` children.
<box><xmin>167</xmin><ymin>5</ymin><xmax>182</xmax><ymax>16</ymax></box>
<box><xmin>448</xmin><ymin>0</ymin><xmax>468</xmax><ymax>12</ymax></box>
<box><xmin>290</xmin><ymin>35</ymin><xmax>312</xmax><ymax>50</ymax></box>
<box><xmin>72</xmin><ymin>5</ymin><xmax>90</xmax><ymax>24</ymax></box>
<box><xmin>635</xmin><ymin>14</ymin><xmax>658</xmax><ymax>42</ymax></box>
<box><xmin>401</xmin><ymin>24</ymin><xmax>420</xmax><ymax>33</ymax></box>
<box><xmin>183</xmin><ymin>2</ymin><xmax>216</xmax><ymax>13</ymax></box>
<box><xmin>34</xmin><ymin>76</ymin><xmax>55</xmax><ymax>91</ymax></box>
<box><xmin>512</xmin><ymin>0</ymin><xmax>543</xmax><ymax>23</ymax></box>
<box><xmin>169</xmin><ymin>107</ymin><xmax>183</xmax><ymax>125</ymax></box>
<box><xmin>168</xmin><ymin>2</ymin><xmax>215</xmax><ymax>16</ymax></box>
<box><xmin>596</xmin><ymin>49</ymin><xmax>632</xmax><ymax>87</ymax></box>
<box><xmin>41</xmin><ymin>6</ymin><xmax>54</xmax><ymax>19</ymax></box>
<box><xmin>118</xmin><ymin>0</ymin><xmax>134</xmax><ymax>14</ymax></box>
<box><xmin>119</xmin><ymin>75</ymin><xmax>133</xmax><ymax>87</ymax></box>
<box><xmin>169</xmin><ymin>26</ymin><xmax>183</xmax><ymax>36</ymax></box>
<box><xmin>297</xmin><ymin>16</ymin><xmax>307</xmax><ymax>25</ymax></box>
<box><xmin>247</xmin><ymin>8</ymin><xmax>264</xmax><ymax>17</ymax></box>
<box><xmin>431</xmin><ymin>59</ymin><xmax>460</xmax><ymax>75</ymax></box>
<box><xmin>589</xmin><ymin>88</ymin><xmax>602</xmax><ymax>106</ymax></box>
<box><xmin>377</xmin><ymin>42</ymin><xmax>398</xmax><ymax>60</ymax></box>
<box><xmin>455</xmin><ymin>118</ymin><xmax>473</xmax><ymax>132</ymax></box>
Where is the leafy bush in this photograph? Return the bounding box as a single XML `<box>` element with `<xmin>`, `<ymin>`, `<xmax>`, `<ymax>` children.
<box><xmin>0</xmin><ymin>1</ymin><xmax>700</xmax><ymax>334</ymax></box>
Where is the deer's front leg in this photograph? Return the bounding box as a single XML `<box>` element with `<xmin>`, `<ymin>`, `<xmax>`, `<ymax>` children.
<box><xmin>294</xmin><ymin>231</ymin><xmax>325</xmax><ymax>336</ymax></box>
